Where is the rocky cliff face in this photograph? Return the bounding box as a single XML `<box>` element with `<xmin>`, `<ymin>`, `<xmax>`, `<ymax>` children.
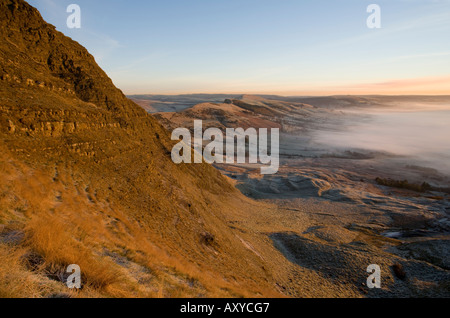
<box><xmin>0</xmin><ymin>0</ymin><xmax>278</xmax><ymax>297</ymax></box>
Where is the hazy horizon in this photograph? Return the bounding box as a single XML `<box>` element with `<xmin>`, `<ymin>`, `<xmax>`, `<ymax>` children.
<box><xmin>127</xmin><ymin>92</ymin><xmax>450</xmax><ymax>97</ymax></box>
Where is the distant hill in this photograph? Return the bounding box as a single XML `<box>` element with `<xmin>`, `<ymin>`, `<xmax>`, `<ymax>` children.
<box><xmin>129</xmin><ymin>94</ymin><xmax>243</xmax><ymax>113</ymax></box>
<box><xmin>134</xmin><ymin>94</ymin><xmax>450</xmax><ymax>113</ymax></box>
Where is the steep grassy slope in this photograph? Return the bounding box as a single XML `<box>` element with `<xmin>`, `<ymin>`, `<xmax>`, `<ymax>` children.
<box><xmin>0</xmin><ymin>0</ymin><xmax>280</xmax><ymax>297</ymax></box>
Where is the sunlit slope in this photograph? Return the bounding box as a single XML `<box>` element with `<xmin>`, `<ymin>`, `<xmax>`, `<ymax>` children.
<box><xmin>0</xmin><ymin>0</ymin><xmax>280</xmax><ymax>297</ymax></box>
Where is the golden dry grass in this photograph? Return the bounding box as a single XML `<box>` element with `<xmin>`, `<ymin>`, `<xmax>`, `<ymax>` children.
<box><xmin>0</xmin><ymin>142</ymin><xmax>281</xmax><ymax>298</ymax></box>
<box><xmin>24</xmin><ymin>215</ymin><xmax>122</xmax><ymax>290</ymax></box>
<box><xmin>0</xmin><ymin>245</ymin><xmax>43</xmax><ymax>298</ymax></box>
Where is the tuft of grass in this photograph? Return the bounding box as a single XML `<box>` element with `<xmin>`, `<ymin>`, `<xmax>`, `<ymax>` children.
<box><xmin>392</xmin><ymin>263</ymin><xmax>407</xmax><ymax>280</ymax></box>
<box><xmin>24</xmin><ymin>214</ymin><xmax>122</xmax><ymax>290</ymax></box>
<box><xmin>0</xmin><ymin>245</ymin><xmax>57</xmax><ymax>298</ymax></box>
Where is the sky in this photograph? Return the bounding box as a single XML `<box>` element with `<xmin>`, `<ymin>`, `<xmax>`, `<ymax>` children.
<box><xmin>27</xmin><ymin>0</ymin><xmax>450</xmax><ymax>95</ymax></box>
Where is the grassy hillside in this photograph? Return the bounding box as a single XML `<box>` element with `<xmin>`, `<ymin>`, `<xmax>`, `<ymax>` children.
<box><xmin>0</xmin><ymin>0</ymin><xmax>281</xmax><ymax>298</ymax></box>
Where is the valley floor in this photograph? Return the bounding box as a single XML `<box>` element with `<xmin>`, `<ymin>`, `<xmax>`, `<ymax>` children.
<box><xmin>148</xmin><ymin>94</ymin><xmax>450</xmax><ymax>297</ymax></box>
<box><xmin>214</xmin><ymin>153</ymin><xmax>450</xmax><ymax>297</ymax></box>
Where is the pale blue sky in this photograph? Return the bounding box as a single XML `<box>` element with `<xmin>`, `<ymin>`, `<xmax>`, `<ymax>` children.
<box><xmin>27</xmin><ymin>0</ymin><xmax>450</xmax><ymax>95</ymax></box>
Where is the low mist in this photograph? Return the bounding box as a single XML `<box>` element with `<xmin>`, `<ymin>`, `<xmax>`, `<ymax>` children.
<box><xmin>314</xmin><ymin>105</ymin><xmax>450</xmax><ymax>175</ymax></box>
